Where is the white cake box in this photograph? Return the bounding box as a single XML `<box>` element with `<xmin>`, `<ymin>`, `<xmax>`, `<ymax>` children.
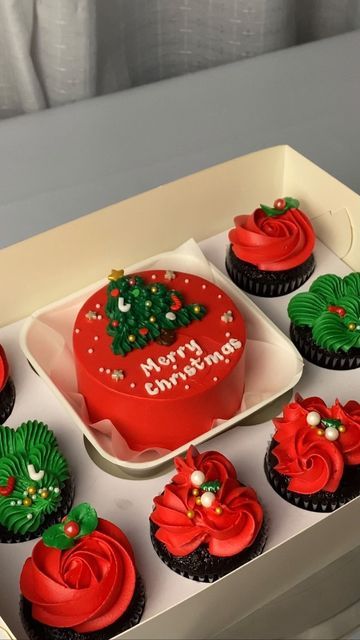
<box><xmin>1</xmin><ymin>145</ymin><xmax>360</xmax><ymax>640</ymax></box>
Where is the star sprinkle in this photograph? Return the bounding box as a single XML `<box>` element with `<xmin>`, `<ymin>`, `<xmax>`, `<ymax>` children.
<box><xmin>85</xmin><ymin>310</ymin><xmax>97</xmax><ymax>321</ymax></box>
<box><xmin>221</xmin><ymin>310</ymin><xmax>234</xmax><ymax>323</ymax></box>
<box><xmin>108</xmin><ymin>268</ymin><xmax>124</xmax><ymax>281</ymax></box>
<box><xmin>164</xmin><ymin>270</ymin><xmax>176</xmax><ymax>281</ymax></box>
<box><xmin>111</xmin><ymin>369</ymin><xmax>125</xmax><ymax>382</ymax></box>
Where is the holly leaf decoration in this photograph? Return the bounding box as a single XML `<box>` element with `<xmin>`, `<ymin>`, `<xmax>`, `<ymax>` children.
<box><xmin>260</xmin><ymin>196</ymin><xmax>300</xmax><ymax>217</ymax></box>
<box><xmin>200</xmin><ymin>480</ymin><xmax>221</xmax><ymax>493</ymax></box>
<box><xmin>42</xmin><ymin>503</ymin><xmax>98</xmax><ymax>550</ymax></box>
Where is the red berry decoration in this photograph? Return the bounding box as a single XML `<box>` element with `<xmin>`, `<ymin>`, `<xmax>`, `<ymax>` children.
<box><xmin>64</xmin><ymin>521</ymin><xmax>80</xmax><ymax>538</ymax></box>
<box><xmin>170</xmin><ymin>294</ymin><xmax>182</xmax><ymax>311</ymax></box>
<box><xmin>129</xmin><ymin>278</ymin><xmax>136</xmax><ymax>286</ymax></box>
<box><xmin>139</xmin><ymin>327</ymin><xmax>149</xmax><ymax>335</ymax></box>
<box><xmin>273</xmin><ymin>198</ymin><xmax>286</xmax><ymax>210</ymax></box>
<box><xmin>110</xmin><ymin>289</ymin><xmax>120</xmax><ymax>297</ymax></box>
<box><xmin>111</xmin><ymin>320</ymin><xmax>119</xmax><ymax>327</ymax></box>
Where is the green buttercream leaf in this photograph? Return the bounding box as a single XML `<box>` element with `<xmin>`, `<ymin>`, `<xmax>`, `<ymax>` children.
<box><xmin>260</xmin><ymin>204</ymin><xmax>280</xmax><ymax>217</ymax></box>
<box><xmin>288</xmin><ymin>292</ymin><xmax>326</xmax><ymax>327</ymax></box>
<box><xmin>15</xmin><ymin>420</ymin><xmax>56</xmax><ymax>453</ymax></box>
<box><xmin>309</xmin><ymin>274</ymin><xmax>345</xmax><ymax>302</ymax></box>
<box><xmin>64</xmin><ymin>503</ymin><xmax>98</xmax><ymax>536</ymax></box>
<box><xmin>312</xmin><ymin>313</ymin><xmax>360</xmax><ymax>352</ymax></box>
<box><xmin>343</xmin><ymin>273</ymin><xmax>360</xmax><ymax>297</ymax></box>
<box><xmin>0</xmin><ymin>427</ymin><xmax>16</xmax><ymax>458</ymax></box>
<box><xmin>284</xmin><ymin>197</ymin><xmax>300</xmax><ymax>208</ymax></box>
<box><xmin>43</xmin><ymin>523</ymin><xmax>75</xmax><ymax>550</ymax></box>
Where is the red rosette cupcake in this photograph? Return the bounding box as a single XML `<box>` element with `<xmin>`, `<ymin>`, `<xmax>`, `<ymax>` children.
<box><xmin>20</xmin><ymin>503</ymin><xmax>145</xmax><ymax>640</ymax></box>
<box><xmin>264</xmin><ymin>394</ymin><xmax>360</xmax><ymax>511</ymax></box>
<box><xmin>0</xmin><ymin>344</ymin><xmax>15</xmax><ymax>424</ymax></box>
<box><xmin>150</xmin><ymin>446</ymin><xmax>266</xmax><ymax>582</ymax></box>
<box><xmin>226</xmin><ymin>197</ymin><xmax>316</xmax><ymax>297</ymax></box>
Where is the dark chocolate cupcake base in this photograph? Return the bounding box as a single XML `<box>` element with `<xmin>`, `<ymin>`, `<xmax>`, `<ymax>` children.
<box><xmin>150</xmin><ymin>519</ymin><xmax>267</xmax><ymax>582</ymax></box>
<box><xmin>265</xmin><ymin>440</ymin><xmax>360</xmax><ymax>512</ymax></box>
<box><xmin>0</xmin><ymin>377</ymin><xmax>16</xmax><ymax>424</ymax></box>
<box><xmin>226</xmin><ymin>245</ymin><xmax>315</xmax><ymax>297</ymax></box>
<box><xmin>290</xmin><ymin>323</ymin><xmax>360</xmax><ymax>370</ymax></box>
<box><xmin>20</xmin><ymin>574</ymin><xmax>145</xmax><ymax>640</ymax></box>
<box><xmin>0</xmin><ymin>475</ymin><xmax>75</xmax><ymax>544</ymax></box>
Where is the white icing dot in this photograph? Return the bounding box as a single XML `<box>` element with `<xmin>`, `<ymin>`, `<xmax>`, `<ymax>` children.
<box><xmin>10</xmin><ymin>501</ymin><xmax>15</xmax><ymax>506</ymax></box>
<box><xmin>88</xmin><ymin>348</ymin><xmax>94</xmax><ymax>354</ymax></box>
<box><xmin>49</xmin><ymin>486</ymin><xmax>54</xmax><ymax>491</ymax></box>
<box><xmin>54</xmin><ymin>487</ymin><xmax>60</xmax><ymax>494</ymax></box>
<box><xmin>97</xmin><ymin>314</ymin><xmax>102</xmax><ymax>320</ymax></box>
<box><xmin>130</xmin><ymin>383</ymin><xmax>136</xmax><ymax>389</ymax></box>
<box><xmin>106</xmin><ymin>368</ymin><xmax>111</xmax><ymax>374</ymax></box>
<box><xmin>225</xmin><ymin>332</ymin><xmax>230</xmax><ymax>338</ymax></box>
<box><xmin>75</xmin><ymin>328</ymin><xmax>80</xmax><ymax>334</ymax></box>
<box><xmin>202</xmin><ymin>284</ymin><xmax>206</xmax><ymax>289</ymax></box>
<box><xmin>23</xmin><ymin>491</ymin><xmax>28</xmax><ymax>496</ymax></box>
<box><xmin>99</xmin><ymin>367</ymin><xmax>104</xmax><ymax>373</ymax></box>
<box><xmin>17</xmin><ymin>500</ymin><xmax>22</xmax><ymax>505</ymax></box>
<box><xmin>95</xmin><ymin>303</ymin><xmax>101</xmax><ymax>309</ymax></box>
<box><xmin>151</xmin><ymin>274</ymin><xmax>156</xmax><ymax>280</ymax></box>
<box><xmin>94</xmin><ymin>336</ymin><xmax>99</xmax><ymax>341</ymax></box>
<box><xmin>185</xmin><ymin>278</ymin><xmax>189</xmax><ymax>284</ymax></box>
<box><xmin>27</xmin><ymin>513</ymin><xmax>33</xmax><ymax>520</ymax></box>
<box><xmin>185</xmin><ymin>384</ymin><xmax>190</xmax><ymax>390</ymax></box>
<box><xmin>32</xmin><ymin>495</ymin><xmax>37</xmax><ymax>500</ymax></box>
<box><xmin>218</xmin><ymin>294</ymin><xmax>222</xmax><ymax>299</ymax></box>
<box><xmin>225</xmin><ymin>359</ymin><xmax>230</xmax><ymax>364</ymax></box>
<box><xmin>213</xmin><ymin>377</ymin><xmax>218</xmax><ymax>382</ymax></box>
<box><xmin>172</xmin><ymin>364</ymin><xmax>177</xmax><ymax>370</ymax></box>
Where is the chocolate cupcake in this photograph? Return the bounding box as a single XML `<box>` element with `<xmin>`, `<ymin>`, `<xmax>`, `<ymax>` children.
<box><xmin>150</xmin><ymin>446</ymin><xmax>266</xmax><ymax>582</ymax></box>
<box><xmin>226</xmin><ymin>197</ymin><xmax>315</xmax><ymax>297</ymax></box>
<box><xmin>264</xmin><ymin>394</ymin><xmax>360</xmax><ymax>512</ymax></box>
<box><xmin>0</xmin><ymin>344</ymin><xmax>15</xmax><ymax>424</ymax></box>
<box><xmin>20</xmin><ymin>503</ymin><xmax>145</xmax><ymax>640</ymax></box>
<box><xmin>288</xmin><ymin>273</ymin><xmax>360</xmax><ymax>369</ymax></box>
<box><xmin>0</xmin><ymin>420</ymin><xmax>74</xmax><ymax>543</ymax></box>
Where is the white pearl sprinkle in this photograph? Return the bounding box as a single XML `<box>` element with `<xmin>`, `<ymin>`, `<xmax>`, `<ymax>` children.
<box><xmin>185</xmin><ymin>278</ymin><xmax>189</xmax><ymax>284</ymax></box>
<box><xmin>99</xmin><ymin>367</ymin><xmax>104</xmax><ymax>373</ymax></box>
<box><xmin>225</xmin><ymin>358</ymin><xmax>230</xmax><ymax>364</ymax></box>
<box><xmin>17</xmin><ymin>500</ymin><xmax>22</xmax><ymax>505</ymax></box>
<box><xmin>218</xmin><ymin>294</ymin><xmax>222</xmax><ymax>299</ymax></box>
<box><xmin>225</xmin><ymin>332</ymin><xmax>230</xmax><ymax>337</ymax></box>
<box><xmin>202</xmin><ymin>284</ymin><xmax>206</xmax><ymax>289</ymax></box>
<box><xmin>96</xmin><ymin>303</ymin><xmax>101</xmax><ymax>309</ymax></box>
<box><xmin>97</xmin><ymin>314</ymin><xmax>102</xmax><ymax>320</ymax></box>
<box><xmin>201</xmin><ymin>491</ymin><xmax>216</xmax><ymax>508</ymax></box>
<box><xmin>54</xmin><ymin>487</ymin><xmax>60</xmax><ymax>494</ymax></box>
<box><xmin>27</xmin><ymin>514</ymin><xmax>33</xmax><ymax>520</ymax></box>
<box><xmin>306</xmin><ymin>411</ymin><xmax>321</xmax><ymax>427</ymax></box>
<box><xmin>213</xmin><ymin>377</ymin><xmax>218</xmax><ymax>382</ymax></box>
<box><xmin>23</xmin><ymin>491</ymin><xmax>28</xmax><ymax>496</ymax></box>
<box><xmin>152</xmin><ymin>274</ymin><xmax>156</xmax><ymax>280</ymax></box>
<box><xmin>191</xmin><ymin>470</ymin><xmax>205</xmax><ymax>487</ymax></box>
<box><xmin>130</xmin><ymin>383</ymin><xmax>136</xmax><ymax>388</ymax></box>
<box><xmin>49</xmin><ymin>486</ymin><xmax>54</xmax><ymax>491</ymax></box>
<box><xmin>75</xmin><ymin>328</ymin><xmax>80</xmax><ymax>333</ymax></box>
<box><xmin>325</xmin><ymin>426</ymin><xmax>340</xmax><ymax>441</ymax></box>
<box><xmin>173</xmin><ymin>364</ymin><xmax>177</xmax><ymax>370</ymax></box>
<box><xmin>185</xmin><ymin>384</ymin><xmax>190</xmax><ymax>390</ymax></box>
<box><xmin>10</xmin><ymin>501</ymin><xmax>15</xmax><ymax>506</ymax></box>
<box><xmin>94</xmin><ymin>336</ymin><xmax>99</xmax><ymax>341</ymax></box>
<box><xmin>88</xmin><ymin>348</ymin><xmax>94</xmax><ymax>354</ymax></box>
<box><xmin>106</xmin><ymin>368</ymin><xmax>111</xmax><ymax>374</ymax></box>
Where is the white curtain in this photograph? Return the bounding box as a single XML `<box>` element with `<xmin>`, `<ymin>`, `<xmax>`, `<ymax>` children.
<box><xmin>1</xmin><ymin>0</ymin><xmax>360</xmax><ymax>119</ymax></box>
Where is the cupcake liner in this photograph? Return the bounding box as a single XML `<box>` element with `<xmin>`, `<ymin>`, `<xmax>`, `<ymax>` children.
<box><xmin>20</xmin><ymin>573</ymin><xmax>145</xmax><ymax>640</ymax></box>
<box><xmin>226</xmin><ymin>245</ymin><xmax>315</xmax><ymax>297</ymax></box>
<box><xmin>0</xmin><ymin>377</ymin><xmax>16</xmax><ymax>424</ymax></box>
<box><xmin>150</xmin><ymin>519</ymin><xmax>267</xmax><ymax>582</ymax></box>
<box><xmin>264</xmin><ymin>441</ymin><xmax>360</xmax><ymax>512</ymax></box>
<box><xmin>0</xmin><ymin>475</ymin><xmax>75</xmax><ymax>544</ymax></box>
<box><xmin>290</xmin><ymin>324</ymin><xmax>360</xmax><ymax>370</ymax></box>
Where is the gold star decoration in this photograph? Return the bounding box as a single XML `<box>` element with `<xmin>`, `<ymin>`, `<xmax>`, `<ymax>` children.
<box><xmin>108</xmin><ymin>268</ymin><xmax>124</xmax><ymax>282</ymax></box>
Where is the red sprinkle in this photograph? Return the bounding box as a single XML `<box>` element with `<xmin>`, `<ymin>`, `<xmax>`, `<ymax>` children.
<box><xmin>327</xmin><ymin>305</ymin><xmax>346</xmax><ymax>317</ymax></box>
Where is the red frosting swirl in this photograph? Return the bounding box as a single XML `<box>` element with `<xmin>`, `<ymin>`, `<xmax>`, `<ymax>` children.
<box><xmin>229</xmin><ymin>207</ymin><xmax>315</xmax><ymax>271</ymax></box>
<box><xmin>272</xmin><ymin>395</ymin><xmax>360</xmax><ymax>494</ymax></box>
<box><xmin>0</xmin><ymin>345</ymin><xmax>9</xmax><ymax>392</ymax></box>
<box><xmin>150</xmin><ymin>447</ymin><xmax>263</xmax><ymax>557</ymax></box>
<box><xmin>171</xmin><ymin>445</ymin><xmax>237</xmax><ymax>486</ymax></box>
<box><xmin>20</xmin><ymin>519</ymin><xmax>136</xmax><ymax>633</ymax></box>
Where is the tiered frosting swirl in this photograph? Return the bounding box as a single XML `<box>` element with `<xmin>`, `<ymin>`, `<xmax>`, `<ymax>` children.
<box><xmin>150</xmin><ymin>446</ymin><xmax>263</xmax><ymax>557</ymax></box>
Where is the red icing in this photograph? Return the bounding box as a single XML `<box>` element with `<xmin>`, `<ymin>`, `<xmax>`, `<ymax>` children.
<box><xmin>150</xmin><ymin>446</ymin><xmax>263</xmax><ymax>557</ymax></box>
<box><xmin>20</xmin><ymin>518</ymin><xmax>136</xmax><ymax>633</ymax></box>
<box><xmin>0</xmin><ymin>345</ymin><xmax>9</xmax><ymax>392</ymax></box>
<box><xmin>228</xmin><ymin>207</ymin><xmax>315</xmax><ymax>271</ymax></box>
<box><xmin>272</xmin><ymin>395</ymin><xmax>360</xmax><ymax>494</ymax></box>
<box><xmin>73</xmin><ymin>271</ymin><xmax>246</xmax><ymax>451</ymax></box>
<box><xmin>0</xmin><ymin>475</ymin><xmax>15</xmax><ymax>496</ymax></box>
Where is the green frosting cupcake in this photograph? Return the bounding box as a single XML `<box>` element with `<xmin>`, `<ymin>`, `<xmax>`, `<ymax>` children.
<box><xmin>288</xmin><ymin>273</ymin><xmax>360</xmax><ymax>353</ymax></box>
<box><xmin>0</xmin><ymin>420</ymin><xmax>73</xmax><ymax>540</ymax></box>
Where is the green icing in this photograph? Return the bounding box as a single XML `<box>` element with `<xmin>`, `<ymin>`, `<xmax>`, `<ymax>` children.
<box><xmin>260</xmin><ymin>196</ymin><xmax>300</xmax><ymax>217</ymax></box>
<box><xmin>0</xmin><ymin>421</ymin><xmax>69</xmax><ymax>535</ymax></box>
<box><xmin>43</xmin><ymin>503</ymin><xmax>98</xmax><ymax>550</ymax></box>
<box><xmin>288</xmin><ymin>273</ymin><xmax>360</xmax><ymax>352</ymax></box>
<box><xmin>106</xmin><ymin>273</ymin><xmax>206</xmax><ymax>356</ymax></box>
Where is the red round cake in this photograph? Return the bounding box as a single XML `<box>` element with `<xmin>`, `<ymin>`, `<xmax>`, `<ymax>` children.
<box><xmin>73</xmin><ymin>269</ymin><xmax>246</xmax><ymax>451</ymax></box>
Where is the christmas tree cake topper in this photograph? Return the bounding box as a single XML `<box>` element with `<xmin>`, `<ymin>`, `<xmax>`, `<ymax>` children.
<box><xmin>105</xmin><ymin>270</ymin><xmax>207</xmax><ymax>356</ymax></box>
